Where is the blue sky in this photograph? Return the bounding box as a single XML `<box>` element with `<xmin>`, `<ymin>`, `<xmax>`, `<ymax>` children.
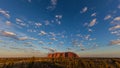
<box><xmin>0</xmin><ymin>0</ymin><xmax>120</xmax><ymax>57</ymax></box>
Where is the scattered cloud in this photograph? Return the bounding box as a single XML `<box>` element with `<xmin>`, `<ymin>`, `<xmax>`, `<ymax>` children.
<box><xmin>39</xmin><ymin>31</ymin><xmax>47</xmax><ymax>36</ymax></box>
<box><xmin>24</xmin><ymin>44</ymin><xmax>36</xmax><ymax>48</ymax></box>
<box><xmin>109</xmin><ymin>17</ymin><xmax>120</xmax><ymax>30</ymax></box>
<box><xmin>0</xmin><ymin>8</ymin><xmax>10</xmax><ymax>18</ymax></box>
<box><xmin>55</xmin><ymin>15</ymin><xmax>62</xmax><ymax>25</ymax></box>
<box><xmin>5</xmin><ymin>21</ymin><xmax>12</xmax><ymax>26</ymax></box>
<box><xmin>72</xmin><ymin>40</ymin><xmax>79</xmax><ymax>46</ymax></box>
<box><xmin>16</xmin><ymin>18</ymin><xmax>27</xmax><ymax>27</ymax></box>
<box><xmin>42</xmin><ymin>46</ymin><xmax>56</xmax><ymax>52</ymax></box>
<box><xmin>0</xmin><ymin>30</ymin><xmax>35</xmax><ymax>41</ymax></box>
<box><xmin>76</xmin><ymin>34</ymin><xmax>83</xmax><ymax>38</ymax></box>
<box><xmin>55</xmin><ymin>15</ymin><xmax>62</xmax><ymax>19</ymax></box>
<box><xmin>44</xmin><ymin>20</ymin><xmax>50</xmax><ymax>25</ymax></box>
<box><xmin>84</xmin><ymin>35</ymin><xmax>90</xmax><ymax>40</ymax></box>
<box><xmin>111</xmin><ymin>30</ymin><xmax>120</xmax><ymax>34</ymax></box>
<box><xmin>81</xmin><ymin>48</ymin><xmax>85</xmax><ymax>51</ymax></box>
<box><xmin>24</xmin><ymin>42</ymin><xmax>32</xmax><ymax>45</ymax></box>
<box><xmin>89</xmin><ymin>38</ymin><xmax>96</xmax><ymax>41</ymax></box>
<box><xmin>35</xmin><ymin>23</ymin><xmax>42</xmax><ymax>27</ymax></box>
<box><xmin>48</xmin><ymin>42</ymin><xmax>53</xmax><ymax>45</ymax></box>
<box><xmin>16</xmin><ymin>18</ymin><xmax>23</xmax><ymax>23</ymax></box>
<box><xmin>61</xmin><ymin>35</ymin><xmax>65</xmax><ymax>38</ymax></box>
<box><xmin>0</xmin><ymin>30</ymin><xmax>18</xmax><ymax>39</ymax></box>
<box><xmin>39</xmin><ymin>41</ymin><xmax>44</xmax><ymax>45</ymax></box>
<box><xmin>110</xmin><ymin>40</ymin><xmax>120</xmax><ymax>45</ymax></box>
<box><xmin>28</xmin><ymin>0</ymin><xmax>31</xmax><ymax>3</ymax></box>
<box><xmin>109</xmin><ymin>25</ymin><xmax>120</xmax><ymax>30</ymax></box>
<box><xmin>50</xmin><ymin>37</ymin><xmax>57</xmax><ymax>41</ymax></box>
<box><xmin>47</xmin><ymin>0</ymin><xmax>58</xmax><ymax>10</ymax></box>
<box><xmin>18</xmin><ymin>36</ymin><xmax>28</xmax><ymax>41</ymax></box>
<box><xmin>66</xmin><ymin>47</ymin><xmax>72</xmax><ymax>51</ymax></box>
<box><xmin>104</xmin><ymin>15</ymin><xmax>112</xmax><ymax>20</ymax></box>
<box><xmin>89</xmin><ymin>18</ymin><xmax>97</xmax><ymax>27</ymax></box>
<box><xmin>88</xmin><ymin>28</ymin><xmax>93</xmax><ymax>32</ymax></box>
<box><xmin>59</xmin><ymin>41</ymin><xmax>64</xmax><ymax>45</ymax></box>
<box><xmin>49</xmin><ymin>32</ymin><xmax>56</xmax><ymax>37</ymax></box>
<box><xmin>111</xmin><ymin>30</ymin><xmax>120</xmax><ymax>37</ymax></box>
<box><xmin>27</xmin><ymin>29</ymin><xmax>37</xmax><ymax>33</ymax></box>
<box><xmin>113</xmin><ymin>17</ymin><xmax>120</xmax><ymax>21</ymax></box>
<box><xmin>9</xmin><ymin>46</ymin><xmax>22</xmax><ymax>50</ymax></box>
<box><xmin>51</xmin><ymin>0</ymin><xmax>57</xmax><ymax>5</ymax></box>
<box><xmin>91</xmin><ymin>13</ymin><xmax>96</xmax><ymax>17</ymax></box>
<box><xmin>80</xmin><ymin>7</ymin><xmax>88</xmax><ymax>13</ymax></box>
<box><xmin>83</xmin><ymin>22</ymin><xmax>89</xmax><ymax>27</ymax></box>
<box><xmin>29</xmin><ymin>37</ymin><xmax>38</xmax><ymax>40</ymax></box>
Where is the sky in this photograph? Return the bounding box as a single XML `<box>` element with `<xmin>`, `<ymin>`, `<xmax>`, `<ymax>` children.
<box><xmin>0</xmin><ymin>0</ymin><xmax>120</xmax><ymax>57</ymax></box>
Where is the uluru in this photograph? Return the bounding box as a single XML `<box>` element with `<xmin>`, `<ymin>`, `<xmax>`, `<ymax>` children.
<box><xmin>48</xmin><ymin>52</ymin><xmax>79</xmax><ymax>58</ymax></box>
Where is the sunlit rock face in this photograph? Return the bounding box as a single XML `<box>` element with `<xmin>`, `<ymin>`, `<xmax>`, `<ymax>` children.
<box><xmin>48</xmin><ymin>52</ymin><xmax>79</xmax><ymax>58</ymax></box>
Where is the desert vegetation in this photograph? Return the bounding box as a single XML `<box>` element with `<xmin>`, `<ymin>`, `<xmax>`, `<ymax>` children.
<box><xmin>0</xmin><ymin>57</ymin><xmax>120</xmax><ymax>68</ymax></box>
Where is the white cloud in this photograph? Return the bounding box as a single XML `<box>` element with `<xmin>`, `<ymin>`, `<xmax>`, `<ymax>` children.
<box><xmin>83</xmin><ymin>23</ymin><xmax>89</xmax><ymax>27</ymax></box>
<box><xmin>0</xmin><ymin>8</ymin><xmax>10</xmax><ymax>18</ymax></box>
<box><xmin>91</xmin><ymin>13</ymin><xmax>96</xmax><ymax>17</ymax></box>
<box><xmin>49</xmin><ymin>32</ymin><xmax>56</xmax><ymax>37</ymax></box>
<box><xmin>55</xmin><ymin>15</ymin><xmax>62</xmax><ymax>19</ymax></box>
<box><xmin>51</xmin><ymin>0</ymin><xmax>57</xmax><ymax>6</ymax></box>
<box><xmin>66</xmin><ymin>47</ymin><xmax>72</xmax><ymax>51</ymax></box>
<box><xmin>110</xmin><ymin>40</ymin><xmax>120</xmax><ymax>45</ymax></box>
<box><xmin>0</xmin><ymin>30</ymin><xmax>34</xmax><ymax>41</ymax></box>
<box><xmin>9</xmin><ymin>46</ymin><xmax>22</xmax><ymax>50</ymax></box>
<box><xmin>61</xmin><ymin>35</ymin><xmax>65</xmax><ymax>38</ymax></box>
<box><xmin>0</xmin><ymin>30</ymin><xmax>18</xmax><ymax>40</ymax></box>
<box><xmin>0</xmin><ymin>30</ymin><xmax>16</xmax><ymax>37</ymax></box>
<box><xmin>59</xmin><ymin>41</ymin><xmax>64</xmax><ymax>45</ymax></box>
<box><xmin>114</xmin><ymin>17</ymin><xmax>120</xmax><ymax>21</ymax></box>
<box><xmin>88</xmin><ymin>28</ymin><xmax>93</xmax><ymax>32</ymax></box>
<box><xmin>47</xmin><ymin>0</ymin><xmax>58</xmax><ymax>10</ymax></box>
<box><xmin>109</xmin><ymin>25</ymin><xmax>120</xmax><ymax>30</ymax></box>
<box><xmin>44</xmin><ymin>20</ymin><xmax>50</xmax><ymax>25</ymax></box>
<box><xmin>29</xmin><ymin>37</ymin><xmax>38</xmax><ymax>40</ymax></box>
<box><xmin>111</xmin><ymin>30</ymin><xmax>120</xmax><ymax>34</ymax></box>
<box><xmin>16</xmin><ymin>18</ymin><xmax>27</xmax><ymax>27</ymax></box>
<box><xmin>84</xmin><ymin>35</ymin><xmax>90</xmax><ymax>40</ymax></box>
<box><xmin>24</xmin><ymin>42</ymin><xmax>32</xmax><ymax>45</ymax></box>
<box><xmin>89</xmin><ymin>38</ymin><xmax>96</xmax><ymax>41</ymax></box>
<box><xmin>5</xmin><ymin>21</ymin><xmax>11</xmax><ymax>26</ymax></box>
<box><xmin>50</xmin><ymin>37</ymin><xmax>57</xmax><ymax>41</ymax></box>
<box><xmin>39</xmin><ymin>31</ymin><xmax>47</xmax><ymax>36</ymax></box>
<box><xmin>16</xmin><ymin>18</ymin><xmax>23</xmax><ymax>23</ymax></box>
<box><xmin>118</xmin><ymin>4</ymin><xmax>120</xmax><ymax>9</ymax></box>
<box><xmin>81</xmin><ymin>48</ymin><xmax>85</xmax><ymax>51</ymax></box>
<box><xmin>57</xmin><ymin>21</ymin><xmax>61</xmax><ymax>25</ymax></box>
<box><xmin>42</xmin><ymin>46</ymin><xmax>56</xmax><ymax>52</ymax></box>
<box><xmin>55</xmin><ymin>15</ymin><xmax>62</xmax><ymax>25</ymax></box>
<box><xmin>76</xmin><ymin>34</ymin><xmax>83</xmax><ymax>38</ymax></box>
<box><xmin>23</xmin><ymin>42</ymin><xmax>32</xmax><ymax>46</ymax></box>
<box><xmin>111</xmin><ymin>30</ymin><xmax>120</xmax><ymax>37</ymax></box>
<box><xmin>104</xmin><ymin>15</ymin><xmax>112</xmax><ymax>20</ymax></box>
<box><xmin>35</xmin><ymin>23</ymin><xmax>42</xmax><ymax>27</ymax></box>
<box><xmin>27</xmin><ymin>29</ymin><xmax>37</xmax><ymax>33</ymax></box>
<box><xmin>89</xmin><ymin>18</ymin><xmax>97</xmax><ymax>27</ymax></box>
<box><xmin>80</xmin><ymin>7</ymin><xmax>88</xmax><ymax>13</ymax></box>
<box><xmin>39</xmin><ymin>41</ymin><xmax>44</xmax><ymax>45</ymax></box>
<box><xmin>72</xmin><ymin>40</ymin><xmax>79</xmax><ymax>46</ymax></box>
<box><xmin>18</xmin><ymin>36</ymin><xmax>28</xmax><ymax>41</ymax></box>
<box><xmin>48</xmin><ymin>42</ymin><xmax>53</xmax><ymax>45</ymax></box>
<box><xmin>28</xmin><ymin>0</ymin><xmax>31</xmax><ymax>3</ymax></box>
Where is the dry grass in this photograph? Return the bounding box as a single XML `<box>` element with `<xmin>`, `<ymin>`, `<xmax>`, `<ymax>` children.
<box><xmin>0</xmin><ymin>57</ymin><xmax>120</xmax><ymax>68</ymax></box>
